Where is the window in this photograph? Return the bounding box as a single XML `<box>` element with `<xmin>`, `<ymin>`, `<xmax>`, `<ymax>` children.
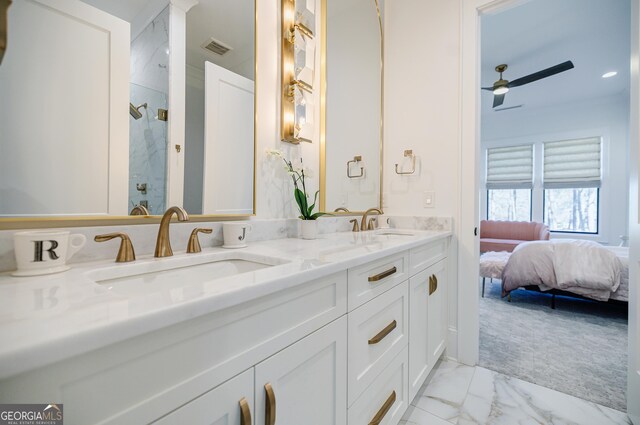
<box><xmin>488</xmin><ymin>189</ymin><xmax>532</xmax><ymax>221</ymax></box>
<box><xmin>544</xmin><ymin>188</ymin><xmax>599</xmax><ymax>233</ymax></box>
<box><xmin>543</xmin><ymin>138</ymin><xmax>601</xmax><ymax>234</ymax></box>
<box><xmin>486</xmin><ymin>145</ymin><xmax>533</xmax><ymax>221</ymax></box>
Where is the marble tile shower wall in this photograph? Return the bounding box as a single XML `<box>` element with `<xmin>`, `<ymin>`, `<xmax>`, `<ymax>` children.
<box><xmin>0</xmin><ymin>216</ymin><xmax>452</xmax><ymax>272</ymax></box>
<box><xmin>130</xmin><ymin>6</ymin><xmax>169</xmax><ymax>94</ymax></box>
<box><xmin>129</xmin><ymin>83</ymin><xmax>168</xmax><ymax>215</ymax></box>
<box><xmin>128</xmin><ymin>7</ymin><xmax>171</xmax><ymax>215</ymax></box>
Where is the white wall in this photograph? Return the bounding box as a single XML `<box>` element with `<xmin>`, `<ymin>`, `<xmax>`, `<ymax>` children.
<box><xmin>383</xmin><ymin>0</ymin><xmax>461</xmax><ymax>218</ymax></box>
<box><xmin>480</xmin><ymin>94</ymin><xmax>630</xmax><ymax>245</ymax></box>
<box><xmin>384</xmin><ymin>0</ymin><xmax>462</xmax><ymax>359</ymax></box>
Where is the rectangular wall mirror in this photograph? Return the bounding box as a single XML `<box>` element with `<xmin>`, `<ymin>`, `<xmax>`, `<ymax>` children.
<box><xmin>320</xmin><ymin>0</ymin><xmax>383</xmax><ymax>213</ymax></box>
<box><xmin>0</xmin><ymin>0</ymin><xmax>255</xmax><ymax>224</ymax></box>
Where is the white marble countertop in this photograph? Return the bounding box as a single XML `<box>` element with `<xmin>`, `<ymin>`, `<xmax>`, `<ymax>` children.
<box><xmin>0</xmin><ymin>229</ymin><xmax>450</xmax><ymax>380</ymax></box>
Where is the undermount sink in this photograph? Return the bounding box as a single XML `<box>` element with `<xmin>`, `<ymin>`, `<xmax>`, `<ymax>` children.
<box><xmin>87</xmin><ymin>251</ymin><xmax>288</xmax><ymax>297</ymax></box>
<box><xmin>374</xmin><ymin>230</ymin><xmax>415</xmax><ymax>237</ymax></box>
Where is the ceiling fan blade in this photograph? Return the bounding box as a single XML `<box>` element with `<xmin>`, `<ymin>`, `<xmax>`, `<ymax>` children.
<box><xmin>507</xmin><ymin>61</ymin><xmax>574</xmax><ymax>88</ymax></box>
<box><xmin>482</xmin><ymin>87</ymin><xmax>494</xmax><ymax>91</ymax></box>
<box><xmin>493</xmin><ymin>93</ymin><xmax>505</xmax><ymax>108</ymax></box>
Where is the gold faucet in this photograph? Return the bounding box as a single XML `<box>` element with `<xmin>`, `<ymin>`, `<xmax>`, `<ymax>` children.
<box><xmin>130</xmin><ymin>204</ymin><xmax>150</xmax><ymax>216</ymax></box>
<box><xmin>155</xmin><ymin>206</ymin><xmax>189</xmax><ymax>257</ymax></box>
<box><xmin>360</xmin><ymin>208</ymin><xmax>383</xmax><ymax>231</ymax></box>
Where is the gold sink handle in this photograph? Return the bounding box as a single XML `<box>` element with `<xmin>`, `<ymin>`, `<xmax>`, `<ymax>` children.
<box><xmin>94</xmin><ymin>233</ymin><xmax>135</xmax><ymax>263</ymax></box>
<box><xmin>187</xmin><ymin>228</ymin><xmax>213</xmax><ymax>254</ymax></box>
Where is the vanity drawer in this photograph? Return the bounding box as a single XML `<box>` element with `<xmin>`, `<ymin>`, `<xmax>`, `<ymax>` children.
<box><xmin>409</xmin><ymin>237</ymin><xmax>449</xmax><ymax>276</ymax></box>
<box><xmin>348</xmin><ymin>280</ymin><xmax>408</xmax><ymax>405</ymax></box>
<box><xmin>348</xmin><ymin>251</ymin><xmax>409</xmax><ymax>311</ymax></box>
<box><xmin>348</xmin><ymin>346</ymin><xmax>409</xmax><ymax>425</ymax></box>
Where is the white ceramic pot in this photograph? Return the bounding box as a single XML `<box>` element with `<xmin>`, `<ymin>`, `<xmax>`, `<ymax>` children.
<box><xmin>300</xmin><ymin>219</ymin><xmax>318</xmax><ymax>240</ymax></box>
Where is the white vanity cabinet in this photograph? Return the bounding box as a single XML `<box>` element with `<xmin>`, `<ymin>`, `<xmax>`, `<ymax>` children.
<box><xmin>407</xmin><ymin>240</ymin><xmax>449</xmax><ymax>402</ymax></box>
<box><xmin>159</xmin><ymin>316</ymin><xmax>348</xmax><ymax>425</ymax></box>
<box><xmin>254</xmin><ymin>317</ymin><xmax>348</xmax><ymax>425</ymax></box>
<box><xmin>347</xmin><ymin>237</ymin><xmax>449</xmax><ymax>425</ymax></box>
<box><xmin>427</xmin><ymin>259</ymin><xmax>448</xmax><ymax>367</ymax></box>
<box><xmin>154</xmin><ymin>368</ymin><xmax>255</xmax><ymax>425</ymax></box>
<box><xmin>408</xmin><ymin>258</ymin><xmax>448</xmax><ymax>400</ymax></box>
<box><xmin>0</xmin><ymin>234</ymin><xmax>451</xmax><ymax>425</ymax></box>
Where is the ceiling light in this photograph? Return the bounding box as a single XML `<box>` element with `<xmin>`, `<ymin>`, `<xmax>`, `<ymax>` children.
<box><xmin>602</xmin><ymin>71</ymin><xmax>617</xmax><ymax>78</ymax></box>
<box><xmin>493</xmin><ymin>86</ymin><xmax>509</xmax><ymax>95</ymax></box>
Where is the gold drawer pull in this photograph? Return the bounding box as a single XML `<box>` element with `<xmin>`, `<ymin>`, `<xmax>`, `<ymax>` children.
<box><xmin>265</xmin><ymin>383</ymin><xmax>276</xmax><ymax>425</ymax></box>
<box><xmin>368</xmin><ymin>320</ymin><xmax>397</xmax><ymax>345</ymax></box>
<box><xmin>369</xmin><ymin>390</ymin><xmax>396</xmax><ymax>425</ymax></box>
<box><xmin>429</xmin><ymin>274</ymin><xmax>438</xmax><ymax>295</ymax></box>
<box><xmin>239</xmin><ymin>397</ymin><xmax>252</xmax><ymax>425</ymax></box>
<box><xmin>368</xmin><ymin>266</ymin><xmax>397</xmax><ymax>282</ymax></box>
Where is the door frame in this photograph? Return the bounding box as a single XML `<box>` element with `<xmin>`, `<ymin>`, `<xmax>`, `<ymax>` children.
<box><xmin>458</xmin><ymin>4</ymin><xmax>640</xmax><ymax>420</ymax></box>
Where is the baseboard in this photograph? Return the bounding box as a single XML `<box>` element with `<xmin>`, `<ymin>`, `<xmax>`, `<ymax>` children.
<box><xmin>445</xmin><ymin>326</ymin><xmax>458</xmax><ymax>361</ymax></box>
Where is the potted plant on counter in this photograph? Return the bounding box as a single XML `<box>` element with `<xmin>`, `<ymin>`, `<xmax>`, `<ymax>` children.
<box><xmin>267</xmin><ymin>149</ymin><xmax>327</xmax><ymax>239</ymax></box>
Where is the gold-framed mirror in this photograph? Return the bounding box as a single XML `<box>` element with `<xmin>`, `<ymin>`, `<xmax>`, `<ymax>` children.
<box><xmin>319</xmin><ymin>0</ymin><xmax>384</xmax><ymax>214</ymax></box>
<box><xmin>0</xmin><ymin>0</ymin><xmax>256</xmax><ymax>229</ymax></box>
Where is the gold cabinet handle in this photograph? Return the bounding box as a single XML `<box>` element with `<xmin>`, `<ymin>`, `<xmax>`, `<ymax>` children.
<box><xmin>369</xmin><ymin>391</ymin><xmax>396</xmax><ymax>425</ymax></box>
<box><xmin>429</xmin><ymin>274</ymin><xmax>438</xmax><ymax>295</ymax></box>
<box><xmin>368</xmin><ymin>266</ymin><xmax>397</xmax><ymax>282</ymax></box>
<box><xmin>368</xmin><ymin>320</ymin><xmax>397</xmax><ymax>345</ymax></box>
<box><xmin>187</xmin><ymin>228</ymin><xmax>213</xmax><ymax>253</ymax></box>
<box><xmin>264</xmin><ymin>383</ymin><xmax>276</xmax><ymax>425</ymax></box>
<box><xmin>239</xmin><ymin>397</ymin><xmax>252</xmax><ymax>425</ymax></box>
<box><xmin>94</xmin><ymin>232</ymin><xmax>135</xmax><ymax>263</ymax></box>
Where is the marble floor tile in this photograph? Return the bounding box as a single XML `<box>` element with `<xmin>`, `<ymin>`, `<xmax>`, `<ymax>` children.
<box><xmin>457</xmin><ymin>367</ymin><xmax>630</xmax><ymax>425</ymax></box>
<box><xmin>411</xmin><ymin>360</ymin><xmax>476</xmax><ymax>423</ymax></box>
<box><xmin>400</xmin><ymin>404</ymin><xmax>453</xmax><ymax>425</ymax></box>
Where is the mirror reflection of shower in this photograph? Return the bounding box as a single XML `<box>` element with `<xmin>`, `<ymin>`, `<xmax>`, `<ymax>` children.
<box><xmin>128</xmin><ymin>5</ymin><xmax>170</xmax><ymax>216</ymax></box>
<box><xmin>129</xmin><ymin>102</ymin><xmax>148</xmax><ymax>120</ymax></box>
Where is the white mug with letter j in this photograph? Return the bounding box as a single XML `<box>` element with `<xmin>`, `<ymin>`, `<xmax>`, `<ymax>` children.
<box><xmin>13</xmin><ymin>230</ymin><xmax>87</xmax><ymax>276</ymax></box>
<box><xmin>222</xmin><ymin>222</ymin><xmax>253</xmax><ymax>248</ymax></box>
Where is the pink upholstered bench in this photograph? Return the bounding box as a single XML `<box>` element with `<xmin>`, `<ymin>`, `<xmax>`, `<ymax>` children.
<box><xmin>480</xmin><ymin>220</ymin><xmax>550</xmax><ymax>253</ymax></box>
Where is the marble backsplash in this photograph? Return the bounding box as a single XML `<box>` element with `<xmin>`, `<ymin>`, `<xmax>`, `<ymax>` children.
<box><xmin>0</xmin><ymin>215</ymin><xmax>452</xmax><ymax>272</ymax></box>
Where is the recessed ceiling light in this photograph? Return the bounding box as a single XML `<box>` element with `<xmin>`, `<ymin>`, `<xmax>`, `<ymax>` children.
<box><xmin>602</xmin><ymin>71</ymin><xmax>618</xmax><ymax>78</ymax></box>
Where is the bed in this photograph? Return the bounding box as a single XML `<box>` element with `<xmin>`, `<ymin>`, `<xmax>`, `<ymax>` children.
<box><xmin>480</xmin><ymin>240</ymin><xmax>629</xmax><ymax>306</ymax></box>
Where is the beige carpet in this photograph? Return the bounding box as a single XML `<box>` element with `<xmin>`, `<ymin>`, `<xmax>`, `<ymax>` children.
<box><xmin>479</xmin><ymin>279</ymin><xmax>628</xmax><ymax>411</ymax></box>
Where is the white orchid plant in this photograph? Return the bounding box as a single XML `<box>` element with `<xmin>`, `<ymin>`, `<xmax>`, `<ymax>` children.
<box><xmin>266</xmin><ymin>149</ymin><xmax>327</xmax><ymax>220</ymax></box>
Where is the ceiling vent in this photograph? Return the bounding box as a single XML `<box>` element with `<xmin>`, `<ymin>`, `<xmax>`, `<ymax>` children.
<box><xmin>201</xmin><ymin>38</ymin><xmax>233</xmax><ymax>56</ymax></box>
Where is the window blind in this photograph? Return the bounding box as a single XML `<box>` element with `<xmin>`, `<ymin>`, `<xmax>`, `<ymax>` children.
<box><xmin>486</xmin><ymin>145</ymin><xmax>534</xmax><ymax>189</ymax></box>
<box><xmin>543</xmin><ymin>137</ymin><xmax>601</xmax><ymax>188</ymax></box>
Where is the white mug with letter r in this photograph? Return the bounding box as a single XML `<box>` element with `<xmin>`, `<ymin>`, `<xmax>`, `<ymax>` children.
<box><xmin>222</xmin><ymin>222</ymin><xmax>253</xmax><ymax>248</ymax></box>
<box><xmin>13</xmin><ymin>230</ymin><xmax>87</xmax><ymax>276</ymax></box>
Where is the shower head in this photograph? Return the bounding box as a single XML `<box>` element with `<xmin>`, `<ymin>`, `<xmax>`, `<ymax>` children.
<box><xmin>129</xmin><ymin>102</ymin><xmax>147</xmax><ymax>120</ymax></box>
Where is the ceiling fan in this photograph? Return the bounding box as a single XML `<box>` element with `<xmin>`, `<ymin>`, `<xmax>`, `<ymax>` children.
<box><xmin>483</xmin><ymin>60</ymin><xmax>574</xmax><ymax>108</ymax></box>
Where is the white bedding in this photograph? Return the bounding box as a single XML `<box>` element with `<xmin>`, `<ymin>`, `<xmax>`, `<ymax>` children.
<box><xmin>501</xmin><ymin>240</ymin><xmax>628</xmax><ymax>302</ymax></box>
<box><xmin>606</xmin><ymin>246</ymin><xmax>629</xmax><ymax>301</ymax></box>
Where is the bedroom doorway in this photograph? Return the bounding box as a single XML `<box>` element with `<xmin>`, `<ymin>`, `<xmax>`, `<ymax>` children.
<box><xmin>460</xmin><ymin>0</ymin><xmax>638</xmax><ymax>421</ymax></box>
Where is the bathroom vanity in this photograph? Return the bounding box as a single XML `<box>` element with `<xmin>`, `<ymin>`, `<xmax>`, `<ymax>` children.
<box><xmin>0</xmin><ymin>230</ymin><xmax>450</xmax><ymax>425</ymax></box>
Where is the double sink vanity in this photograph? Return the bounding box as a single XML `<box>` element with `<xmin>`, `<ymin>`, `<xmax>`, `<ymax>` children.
<box><xmin>0</xmin><ymin>0</ymin><xmax>451</xmax><ymax>423</ymax></box>
<box><xmin>0</xmin><ymin>221</ymin><xmax>450</xmax><ymax>425</ymax></box>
